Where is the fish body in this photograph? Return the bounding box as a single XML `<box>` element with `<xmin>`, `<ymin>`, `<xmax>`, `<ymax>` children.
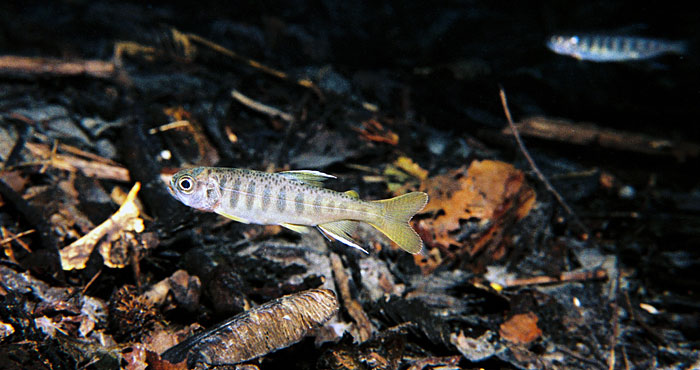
<box><xmin>547</xmin><ymin>35</ymin><xmax>686</xmax><ymax>62</ymax></box>
<box><xmin>168</xmin><ymin>167</ymin><xmax>428</xmax><ymax>254</ymax></box>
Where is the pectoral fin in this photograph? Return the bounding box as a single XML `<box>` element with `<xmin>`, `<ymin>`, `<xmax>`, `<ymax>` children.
<box><xmin>317</xmin><ymin>220</ymin><xmax>367</xmax><ymax>253</ymax></box>
<box><xmin>215</xmin><ymin>211</ymin><xmax>251</xmax><ymax>224</ymax></box>
<box><xmin>281</xmin><ymin>223</ymin><xmax>312</xmax><ymax>234</ymax></box>
<box><xmin>279</xmin><ymin>170</ymin><xmax>336</xmax><ymax>187</ymax></box>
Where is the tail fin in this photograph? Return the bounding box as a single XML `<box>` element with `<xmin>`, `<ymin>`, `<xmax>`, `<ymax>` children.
<box><xmin>670</xmin><ymin>40</ymin><xmax>688</xmax><ymax>55</ymax></box>
<box><xmin>370</xmin><ymin>192</ymin><xmax>428</xmax><ymax>254</ymax></box>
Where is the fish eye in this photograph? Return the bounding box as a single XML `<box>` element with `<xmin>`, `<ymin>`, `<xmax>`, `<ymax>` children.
<box><xmin>178</xmin><ymin>176</ymin><xmax>195</xmax><ymax>193</ymax></box>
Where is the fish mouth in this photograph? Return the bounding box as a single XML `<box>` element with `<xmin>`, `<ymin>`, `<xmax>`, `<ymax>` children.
<box><xmin>167</xmin><ymin>183</ymin><xmax>176</xmax><ymax>197</ymax></box>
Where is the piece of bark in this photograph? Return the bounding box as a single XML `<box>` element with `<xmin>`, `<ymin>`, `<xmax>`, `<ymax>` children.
<box><xmin>59</xmin><ymin>182</ymin><xmax>144</xmax><ymax>270</ymax></box>
<box><xmin>0</xmin><ymin>55</ymin><xmax>116</xmax><ymax>79</ymax></box>
<box><xmin>505</xmin><ymin>116</ymin><xmax>700</xmax><ymax>160</ymax></box>
<box><xmin>330</xmin><ymin>253</ymin><xmax>375</xmax><ymax>342</ymax></box>
<box><xmin>24</xmin><ymin>142</ymin><xmax>130</xmax><ymax>182</ymax></box>
<box><xmin>161</xmin><ymin>289</ymin><xmax>338</xmax><ymax>367</ymax></box>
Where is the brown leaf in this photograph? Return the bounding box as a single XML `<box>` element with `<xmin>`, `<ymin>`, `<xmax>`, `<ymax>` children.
<box><xmin>354</xmin><ymin>119</ymin><xmax>399</xmax><ymax>145</ymax></box>
<box><xmin>499</xmin><ymin>312</ymin><xmax>542</xmax><ymax>345</ymax></box>
<box><xmin>419</xmin><ymin>160</ymin><xmax>536</xmax><ymax>253</ymax></box>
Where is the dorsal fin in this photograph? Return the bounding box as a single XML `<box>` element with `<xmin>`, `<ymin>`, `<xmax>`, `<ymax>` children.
<box><xmin>279</xmin><ymin>170</ymin><xmax>336</xmax><ymax>187</ymax></box>
<box><xmin>344</xmin><ymin>190</ymin><xmax>359</xmax><ymax>199</ymax></box>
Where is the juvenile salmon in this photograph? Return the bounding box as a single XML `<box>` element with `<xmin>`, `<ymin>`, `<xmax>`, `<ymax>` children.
<box><xmin>547</xmin><ymin>35</ymin><xmax>687</xmax><ymax>62</ymax></box>
<box><xmin>168</xmin><ymin>167</ymin><xmax>428</xmax><ymax>254</ymax></box>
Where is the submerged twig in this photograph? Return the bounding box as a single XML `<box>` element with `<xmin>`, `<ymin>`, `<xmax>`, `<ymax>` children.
<box><xmin>503</xmin><ymin>268</ymin><xmax>607</xmax><ymax>288</ymax></box>
<box><xmin>498</xmin><ymin>87</ymin><xmax>590</xmax><ymax>235</ymax></box>
<box><xmin>0</xmin><ymin>55</ymin><xmax>116</xmax><ymax>79</ymax></box>
<box><xmin>231</xmin><ymin>89</ymin><xmax>295</xmax><ymax>122</ymax></box>
<box><xmin>0</xmin><ymin>227</ymin><xmax>34</xmax><ymax>253</ymax></box>
<box><xmin>183</xmin><ymin>30</ymin><xmax>318</xmax><ymax>92</ymax></box>
<box><xmin>330</xmin><ymin>253</ymin><xmax>374</xmax><ymax>342</ymax></box>
<box><xmin>504</xmin><ymin>116</ymin><xmax>700</xmax><ymax>160</ymax></box>
<box><xmin>147</xmin><ymin>120</ymin><xmax>192</xmax><ymax>134</ymax></box>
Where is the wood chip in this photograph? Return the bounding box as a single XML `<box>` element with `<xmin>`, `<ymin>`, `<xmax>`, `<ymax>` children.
<box><xmin>331</xmin><ymin>252</ymin><xmax>375</xmax><ymax>342</ymax></box>
<box><xmin>161</xmin><ymin>289</ymin><xmax>338</xmax><ymax>367</ymax></box>
<box><xmin>59</xmin><ymin>182</ymin><xmax>144</xmax><ymax>270</ymax></box>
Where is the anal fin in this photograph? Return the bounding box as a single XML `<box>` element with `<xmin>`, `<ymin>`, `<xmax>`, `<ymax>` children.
<box><xmin>317</xmin><ymin>220</ymin><xmax>367</xmax><ymax>253</ymax></box>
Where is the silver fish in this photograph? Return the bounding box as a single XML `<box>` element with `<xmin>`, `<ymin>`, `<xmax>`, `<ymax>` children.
<box><xmin>168</xmin><ymin>167</ymin><xmax>428</xmax><ymax>254</ymax></box>
<box><xmin>547</xmin><ymin>35</ymin><xmax>687</xmax><ymax>62</ymax></box>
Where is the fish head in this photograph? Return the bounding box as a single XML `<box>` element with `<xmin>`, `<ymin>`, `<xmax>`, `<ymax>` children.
<box><xmin>547</xmin><ymin>35</ymin><xmax>580</xmax><ymax>55</ymax></box>
<box><xmin>168</xmin><ymin>167</ymin><xmax>220</xmax><ymax>211</ymax></box>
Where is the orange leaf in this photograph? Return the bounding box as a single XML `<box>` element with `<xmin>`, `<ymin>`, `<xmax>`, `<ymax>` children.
<box><xmin>419</xmin><ymin>160</ymin><xmax>535</xmax><ymax>250</ymax></box>
<box><xmin>499</xmin><ymin>312</ymin><xmax>542</xmax><ymax>344</ymax></box>
<box><xmin>353</xmin><ymin>119</ymin><xmax>399</xmax><ymax>145</ymax></box>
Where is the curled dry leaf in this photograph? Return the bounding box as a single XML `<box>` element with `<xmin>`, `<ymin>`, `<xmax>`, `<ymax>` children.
<box><xmin>419</xmin><ymin>160</ymin><xmax>536</xmax><ymax>256</ymax></box>
<box><xmin>354</xmin><ymin>119</ymin><xmax>399</xmax><ymax>145</ymax></box>
<box><xmin>59</xmin><ymin>182</ymin><xmax>145</xmax><ymax>270</ymax></box>
<box><xmin>161</xmin><ymin>289</ymin><xmax>338</xmax><ymax>367</ymax></box>
<box><xmin>499</xmin><ymin>312</ymin><xmax>542</xmax><ymax>345</ymax></box>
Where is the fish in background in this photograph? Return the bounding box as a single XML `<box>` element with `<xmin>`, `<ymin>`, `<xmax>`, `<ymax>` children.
<box><xmin>547</xmin><ymin>35</ymin><xmax>687</xmax><ymax>62</ymax></box>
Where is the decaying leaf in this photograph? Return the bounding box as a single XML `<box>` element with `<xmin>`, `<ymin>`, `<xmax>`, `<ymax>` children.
<box><xmin>59</xmin><ymin>182</ymin><xmax>145</xmax><ymax>270</ymax></box>
<box><xmin>418</xmin><ymin>160</ymin><xmax>536</xmax><ymax>259</ymax></box>
<box><xmin>354</xmin><ymin>119</ymin><xmax>399</xmax><ymax>145</ymax></box>
<box><xmin>161</xmin><ymin>289</ymin><xmax>338</xmax><ymax>367</ymax></box>
<box><xmin>450</xmin><ymin>329</ymin><xmax>499</xmax><ymax>362</ymax></box>
<box><xmin>499</xmin><ymin>312</ymin><xmax>542</xmax><ymax>345</ymax></box>
<box><xmin>384</xmin><ymin>156</ymin><xmax>428</xmax><ymax>193</ymax></box>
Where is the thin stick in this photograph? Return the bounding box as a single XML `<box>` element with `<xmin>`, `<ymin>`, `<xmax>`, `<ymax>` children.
<box><xmin>0</xmin><ymin>229</ymin><xmax>35</xmax><ymax>246</ymax></box>
<box><xmin>0</xmin><ymin>227</ymin><xmax>33</xmax><ymax>253</ymax></box>
<box><xmin>185</xmin><ymin>31</ymin><xmax>318</xmax><ymax>92</ymax></box>
<box><xmin>0</xmin><ymin>55</ymin><xmax>115</xmax><ymax>79</ymax></box>
<box><xmin>231</xmin><ymin>89</ymin><xmax>295</xmax><ymax>122</ymax></box>
<box><xmin>148</xmin><ymin>120</ymin><xmax>191</xmax><ymax>134</ymax></box>
<box><xmin>504</xmin><ymin>268</ymin><xmax>607</xmax><ymax>288</ymax></box>
<box><xmin>499</xmin><ymin>87</ymin><xmax>590</xmax><ymax>235</ymax></box>
<box><xmin>608</xmin><ymin>274</ymin><xmax>621</xmax><ymax>370</ymax></box>
<box><xmin>81</xmin><ymin>268</ymin><xmax>103</xmax><ymax>295</ymax></box>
